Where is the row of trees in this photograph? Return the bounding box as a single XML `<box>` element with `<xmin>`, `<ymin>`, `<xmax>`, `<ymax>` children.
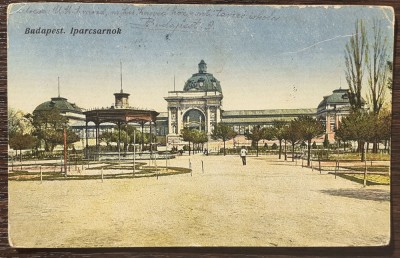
<box><xmin>181</xmin><ymin>117</ymin><xmax>324</xmax><ymax>166</ymax></box>
<box><xmin>8</xmin><ymin>108</ymin><xmax>80</xmax><ymax>160</ymax></box>
<box><xmin>343</xmin><ymin>18</ymin><xmax>392</xmax><ymax>159</ymax></box>
<box><xmin>181</xmin><ymin>128</ymin><xmax>208</xmax><ymax>155</ymax></box>
<box><xmin>243</xmin><ymin>117</ymin><xmax>325</xmax><ymax>166</ymax></box>
<box><xmin>335</xmin><ymin>109</ymin><xmax>391</xmax><ymax>161</ymax></box>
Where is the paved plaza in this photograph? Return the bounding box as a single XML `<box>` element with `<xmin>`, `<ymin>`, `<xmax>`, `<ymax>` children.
<box><xmin>8</xmin><ymin>154</ymin><xmax>390</xmax><ymax>247</ymax></box>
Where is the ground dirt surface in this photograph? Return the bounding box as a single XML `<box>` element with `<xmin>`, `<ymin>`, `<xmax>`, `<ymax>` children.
<box><xmin>8</xmin><ymin>154</ymin><xmax>390</xmax><ymax>247</ymax></box>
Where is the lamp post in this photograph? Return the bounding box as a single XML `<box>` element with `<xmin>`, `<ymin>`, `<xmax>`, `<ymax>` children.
<box><xmin>63</xmin><ymin>128</ymin><xmax>67</xmax><ymax>177</ymax></box>
<box><xmin>133</xmin><ymin>130</ymin><xmax>136</xmax><ymax>176</ymax></box>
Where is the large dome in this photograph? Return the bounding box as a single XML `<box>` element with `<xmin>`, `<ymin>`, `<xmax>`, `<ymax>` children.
<box><xmin>34</xmin><ymin>97</ymin><xmax>83</xmax><ymax>115</ymax></box>
<box><xmin>183</xmin><ymin>60</ymin><xmax>222</xmax><ymax>93</ymax></box>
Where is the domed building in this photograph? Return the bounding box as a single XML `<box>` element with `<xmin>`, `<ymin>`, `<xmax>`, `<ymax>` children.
<box><xmin>164</xmin><ymin>60</ymin><xmax>224</xmax><ymax>140</ymax></box>
<box><xmin>33</xmin><ymin>96</ymin><xmax>85</xmax><ymax>124</ymax></box>
<box><xmin>183</xmin><ymin>60</ymin><xmax>222</xmax><ymax>93</ymax></box>
<box><xmin>316</xmin><ymin>88</ymin><xmax>355</xmax><ymax>142</ymax></box>
<box><xmin>161</xmin><ymin>60</ymin><xmax>366</xmax><ymax>147</ymax></box>
<box><xmin>163</xmin><ymin>60</ymin><xmax>318</xmax><ymax>145</ymax></box>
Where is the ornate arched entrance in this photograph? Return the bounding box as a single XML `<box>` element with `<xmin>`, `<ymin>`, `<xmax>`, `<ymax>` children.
<box><xmin>183</xmin><ymin>109</ymin><xmax>206</xmax><ymax>131</ymax></box>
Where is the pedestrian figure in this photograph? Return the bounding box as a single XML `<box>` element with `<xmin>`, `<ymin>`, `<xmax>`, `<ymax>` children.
<box><xmin>240</xmin><ymin>146</ymin><xmax>247</xmax><ymax>165</ymax></box>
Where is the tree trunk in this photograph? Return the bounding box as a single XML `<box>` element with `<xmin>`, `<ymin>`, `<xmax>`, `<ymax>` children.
<box><xmin>279</xmin><ymin>140</ymin><xmax>282</xmax><ymax>159</ymax></box>
<box><xmin>284</xmin><ymin>140</ymin><xmax>287</xmax><ymax>161</ymax></box>
<box><xmin>357</xmin><ymin>140</ymin><xmax>363</xmax><ymax>153</ymax></box>
<box><xmin>292</xmin><ymin>144</ymin><xmax>295</xmax><ymax>162</ymax></box>
<box><xmin>256</xmin><ymin>141</ymin><xmax>259</xmax><ymax>157</ymax></box>
<box><xmin>360</xmin><ymin>141</ymin><xmax>365</xmax><ymax>162</ymax></box>
<box><xmin>188</xmin><ymin>141</ymin><xmax>191</xmax><ymax>156</ymax></box>
<box><xmin>372</xmin><ymin>141</ymin><xmax>378</xmax><ymax>153</ymax></box>
<box><xmin>223</xmin><ymin>140</ymin><xmax>226</xmax><ymax>156</ymax></box>
<box><xmin>19</xmin><ymin>149</ymin><xmax>22</xmax><ymax>162</ymax></box>
<box><xmin>307</xmin><ymin>140</ymin><xmax>311</xmax><ymax>166</ymax></box>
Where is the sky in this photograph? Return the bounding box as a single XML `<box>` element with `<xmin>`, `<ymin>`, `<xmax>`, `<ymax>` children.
<box><xmin>7</xmin><ymin>3</ymin><xmax>394</xmax><ymax>114</ymax></box>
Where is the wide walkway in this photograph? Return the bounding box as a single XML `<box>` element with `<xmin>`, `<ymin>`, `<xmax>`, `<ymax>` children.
<box><xmin>8</xmin><ymin>154</ymin><xmax>390</xmax><ymax>247</ymax></box>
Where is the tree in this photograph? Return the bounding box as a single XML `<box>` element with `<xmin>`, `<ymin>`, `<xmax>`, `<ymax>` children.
<box><xmin>271</xmin><ymin>120</ymin><xmax>287</xmax><ymax>159</ymax></box>
<box><xmin>345</xmin><ymin>19</ymin><xmax>368</xmax><ymax>110</ymax></box>
<box><xmin>366</xmin><ymin>19</ymin><xmax>391</xmax><ymax>153</ymax></box>
<box><xmin>181</xmin><ymin>127</ymin><xmax>195</xmax><ymax>155</ymax></box>
<box><xmin>335</xmin><ymin>120</ymin><xmax>353</xmax><ymax>151</ymax></box>
<box><xmin>296</xmin><ymin>116</ymin><xmax>325</xmax><ymax>166</ymax></box>
<box><xmin>245</xmin><ymin>125</ymin><xmax>266</xmax><ymax>157</ymax></box>
<box><xmin>128</xmin><ymin>128</ymin><xmax>143</xmax><ymax>151</ymax></box>
<box><xmin>283</xmin><ymin>121</ymin><xmax>301</xmax><ymax>162</ymax></box>
<box><xmin>378</xmin><ymin>109</ymin><xmax>391</xmax><ymax>151</ymax></box>
<box><xmin>323</xmin><ymin>134</ymin><xmax>330</xmax><ymax>149</ymax></box>
<box><xmin>8</xmin><ymin>108</ymin><xmax>33</xmax><ymax>137</ymax></box>
<box><xmin>337</xmin><ymin>110</ymin><xmax>373</xmax><ymax>161</ymax></box>
<box><xmin>312</xmin><ymin>141</ymin><xmax>317</xmax><ymax>149</ymax></box>
<box><xmin>211</xmin><ymin>123</ymin><xmax>237</xmax><ymax>156</ymax></box>
<box><xmin>192</xmin><ymin>130</ymin><xmax>208</xmax><ymax>152</ymax></box>
<box><xmin>387</xmin><ymin>61</ymin><xmax>393</xmax><ymax>91</ymax></box>
<box><xmin>99</xmin><ymin>131</ymin><xmax>117</xmax><ymax>148</ymax></box>
<box><xmin>30</xmin><ymin>108</ymin><xmax>78</xmax><ymax>152</ymax></box>
<box><xmin>65</xmin><ymin>129</ymin><xmax>80</xmax><ymax>146</ymax></box>
<box><xmin>367</xmin><ymin>19</ymin><xmax>390</xmax><ymax>115</ymax></box>
<box><xmin>9</xmin><ymin>133</ymin><xmax>36</xmax><ymax>161</ymax></box>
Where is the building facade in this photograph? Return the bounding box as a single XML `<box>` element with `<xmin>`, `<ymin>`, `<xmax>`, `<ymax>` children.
<box><xmin>33</xmin><ymin>60</ymin><xmax>353</xmax><ymax>147</ymax></box>
<box><xmin>316</xmin><ymin>88</ymin><xmax>353</xmax><ymax>142</ymax></box>
<box><xmin>164</xmin><ymin>60</ymin><xmax>223</xmax><ymax>143</ymax></box>
<box><xmin>162</xmin><ymin>60</ymin><xmax>352</xmax><ymax>145</ymax></box>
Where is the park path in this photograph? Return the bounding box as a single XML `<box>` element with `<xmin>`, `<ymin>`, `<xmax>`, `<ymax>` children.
<box><xmin>8</xmin><ymin>154</ymin><xmax>390</xmax><ymax>247</ymax></box>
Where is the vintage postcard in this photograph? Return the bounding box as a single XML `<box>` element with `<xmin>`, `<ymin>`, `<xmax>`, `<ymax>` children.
<box><xmin>7</xmin><ymin>3</ymin><xmax>393</xmax><ymax>247</ymax></box>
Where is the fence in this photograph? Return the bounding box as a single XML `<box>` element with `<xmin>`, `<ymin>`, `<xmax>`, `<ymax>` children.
<box><xmin>291</xmin><ymin>151</ymin><xmax>390</xmax><ymax>187</ymax></box>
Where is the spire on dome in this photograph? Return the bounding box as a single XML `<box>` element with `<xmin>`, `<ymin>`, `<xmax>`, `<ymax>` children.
<box><xmin>198</xmin><ymin>60</ymin><xmax>207</xmax><ymax>73</ymax></box>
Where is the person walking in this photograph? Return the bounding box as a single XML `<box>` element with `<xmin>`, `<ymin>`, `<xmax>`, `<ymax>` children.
<box><xmin>240</xmin><ymin>146</ymin><xmax>247</xmax><ymax>165</ymax></box>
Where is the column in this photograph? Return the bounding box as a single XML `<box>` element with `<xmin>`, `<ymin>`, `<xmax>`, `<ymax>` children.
<box><xmin>168</xmin><ymin>108</ymin><xmax>173</xmax><ymax>135</ymax></box>
<box><xmin>125</xmin><ymin>122</ymin><xmax>128</xmax><ymax>156</ymax></box>
<box><xmin>85</xmin><ymin>121</ymin><xmax>89</xmax><ymax>148</ymax></box>
<box><xmin>149</xmin><ymin>121</ymin><xmax>153</xmax><ymax>154</ymax></box>
<box><xmin>95</xmin><ymin>123</ymin><xmax>100</xmax><ymax>160</ymax></box>
<box><xmin>325</xmin><ymin>112</ymin><xmax>330</xmax><ymax>133</ymax></box>
<box><xmin>216</xmin><ymin>107</ymin><xmax>221</xmax><ymax>123</ymax></box>
<box><xmin>141</xmin><ymin>121</ymin><xmax>145</xmax><ymax>150</ymax></box>
<box><xmin>176</xmin><ymin>107</ymin><xmax>182</xmax><ymax>134</ymax></box>
<box><xmin>207</xmin><ymin>106</ymin><xmax>211</xmax><ymax>134</ymax></box>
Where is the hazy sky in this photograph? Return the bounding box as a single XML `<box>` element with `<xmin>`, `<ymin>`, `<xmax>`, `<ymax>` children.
<box><xmin>8</xmin><ymin>3</ymin><xmax>394</xmax><ymax>114</ymax></box>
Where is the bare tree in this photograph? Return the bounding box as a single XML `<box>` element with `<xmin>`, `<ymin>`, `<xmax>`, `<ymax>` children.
<box><xmin>367</xmin><ymin>19</ymin><xmax>389</xmax><ymax>115</ymax></box>
<box><xmin>366</xmin><ymin>19</ymin><xmax>391</xmax><ymax>153</ymax></box>
<box><xmin>344</xmin><ymin>19</ymin><xmax>368</xmax><ymax>110</ymax></box>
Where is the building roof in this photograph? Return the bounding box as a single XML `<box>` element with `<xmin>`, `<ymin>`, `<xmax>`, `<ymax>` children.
<box><xmin>157</xmin><ymin>112</ymin><xmax>168</xmax><ymax>119</ymax></box>
<box><xmin>222</xmin><ymin>108</ymin><xmax>317</xmax><ymax>117</ymax></box>
<box><xmin>222</xmin><ymin>117</ymin><xmax>298</xmax><ymax>124</ymax></box>
<box><xmin>317</xmin><ymin>88</ymin><xmax>350</xmax><ymax>109</ymax></box>
<box><xmin>34</xmin><ymin>97</ymin><xmax>83</xmax><ymax>115</ymax></box>
<box><xmin>221</xmin><ymin>108</ymin><xmax>317</xmax><ymax>124</ymax></box>
<box><xmin>183</xmin><ymin>60</ymin><xmax>222</xmax><ymax>93</ymax></box>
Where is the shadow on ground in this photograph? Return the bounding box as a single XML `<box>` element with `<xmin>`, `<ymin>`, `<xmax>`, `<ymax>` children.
<box><xmin>320</xmin><ymin>188</ymin><xmax>390</xmax><ymax>202</ymax></box>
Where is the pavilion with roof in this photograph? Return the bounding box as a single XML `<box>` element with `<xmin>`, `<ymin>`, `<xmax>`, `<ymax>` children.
<box><xmin>84</xmin><ymin>89</ymin><xmax>159</xmax><ymax>156</ymax></box>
